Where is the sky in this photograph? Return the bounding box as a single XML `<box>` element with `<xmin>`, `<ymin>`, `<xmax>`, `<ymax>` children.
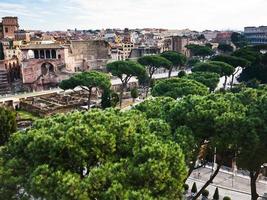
<box><xmin>0</xmin><ymin>0</ymin><xmax>267</xmax><ymax>31</ymax></box>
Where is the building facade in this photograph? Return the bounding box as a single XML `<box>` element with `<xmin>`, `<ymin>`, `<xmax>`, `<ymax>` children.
<box><xmin>14</xmin><ymin>30</ymin><xmax>31</xmax><ymax>42</ymax></box>
<box><xmin>163</xmin><ymin>36</ymin><xmax>190</xmax><ymax>57</ymax></box>
<box><xmin>19</xmin><ymin>40</ymin><xmax>111</xmax><ymax>90</ymax></box>
<box><xmin>213</xmin><ymin>31</ymin><xmax>232</xmax><ymax>44</ymax></box>
<box><xmin>0</xmin><ymin>17</ymin><xmax>19</xmax><ymax>39</ymax></box>
<box><xmin>20</xmin><ymin>44</ymin><xmax>68</xmax><ymax>90</ymax></box>
<box><xmin>244</xmin><ymin>26</ymin><xmax>267</xmax><ymax>45</ymax></box>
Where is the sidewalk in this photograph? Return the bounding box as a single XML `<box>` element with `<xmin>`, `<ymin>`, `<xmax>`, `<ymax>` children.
<box><xmin>186</xmin><ymin>178</ymin><xmax>252</xmax><ymax>200</ymax></box>
<box><xmin>186</xmin><ymin>166</ymin><xmax>267</xmax><ymax>199</ymax></box>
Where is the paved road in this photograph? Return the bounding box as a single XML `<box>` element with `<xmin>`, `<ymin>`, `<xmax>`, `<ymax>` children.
<box><xmin>186</xmin><ymin>166</ymin><xmax>267</xmax><ymax>200</ymax></box>
<box><xmin>0</xmin><ymin>67</ymin><xmax>240</xmax><ymax>104</ymax></box>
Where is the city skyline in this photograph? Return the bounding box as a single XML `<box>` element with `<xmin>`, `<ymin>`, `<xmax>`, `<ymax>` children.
<box><xmin>0</xmin><ymin>0</ymin><xmax>267</xmax><ymax>31</ymax></box>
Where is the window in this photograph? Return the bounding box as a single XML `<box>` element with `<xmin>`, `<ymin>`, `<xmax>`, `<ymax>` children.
<box><xmin>51</xmin><ymin>50</ymin><xmax>56</xmax><ymax>59</ymax></box>
<box><xmin>34</xmin><ymin>50</ymin><xmax>39</xmax><ymax>59</ymax></box>
<box><xmin>5</xmin><ymin>27</ymin><xmax>8</xmax><ymax>33</ymax></box>
<box><xmin>40</xmin><ymin>50</ymin><xmax>44</xmax><ymax>59</ymax></box>
<box><xmin>58</xmin><ymin>54</ymin><xmax>61</xmax><ymax>59</ymax></box>
<box><xmin>45</xmin><ymin>50</ymin><xmax>51</xmax><ymax>59</ymax></box>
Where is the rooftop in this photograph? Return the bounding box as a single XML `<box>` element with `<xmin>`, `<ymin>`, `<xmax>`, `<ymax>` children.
<box><xmin>20</xmin><ymin>44</ymin><xmax>65</xmax><ymax>50</ymax></box>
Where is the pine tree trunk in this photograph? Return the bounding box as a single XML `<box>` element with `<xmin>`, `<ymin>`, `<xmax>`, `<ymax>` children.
<box><xmin>87</xmin><ymin>88</ymin><xmax>92</xmax><ymax>110</ymax></box>
<box><xmin>168</xmin><ymin>67</ymin><xmax>173</xmax><ymax>78</ymax></box>
<box><xmin>186</xmin><ymin>157</ymin><xmax>198</xmax><ymax>181</ymax></box>
<box><xmin>119</xmin><ymin>84</ymin><xmax>124</xmax><ymax>108</ymax></box>
<box><xmin>230</xmin><ymin>74</ymin><xmax>235</xmax><ymax>89</ymax></box>
<box><xmin>146</xmin><ymin>73</ymin><xmax>153</xmax><ymax>98</ymax></box>
<box><xmin>192</xmin><ymin>163</ymin><xmax>222</xmax><ymax>200</ymax></box>
<box><xmin>250</xmin><ymin>171</ymin><xmax>259</xmax><ymax>200</ymax></box>
<box><xmin>223</xmin><ymin>76</ymin><xmax>227</xmax><ymax>89</ymax></box>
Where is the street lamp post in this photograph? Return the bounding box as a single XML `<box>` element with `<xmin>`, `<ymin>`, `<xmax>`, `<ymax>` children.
<box><xmin>232</xmin><ymin>156</ymin><xmax>237</xmax><ymax>187</ymax></box>
<box><xmin>211</xmin><ymin>147</ymin><xmax>217</xmax><ymax>182</ymax></box>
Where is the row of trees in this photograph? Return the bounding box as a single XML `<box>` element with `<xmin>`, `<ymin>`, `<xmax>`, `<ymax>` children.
<box><xmin>59</xmin><ymin>51</ymin><xmax>188</xmax><ymax>109</ymax></box>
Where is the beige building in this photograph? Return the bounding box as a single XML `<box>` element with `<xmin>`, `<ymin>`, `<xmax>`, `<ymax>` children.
<box><xmin>110</xmin><ymin>42</ymin><xmax>134</xmax><ymax>61</ymax></box>
<box><xmin>4</xmin><ymin>47</ymin><xmax>22</xmax><ymax>63</ymax></box>
<box><xmin>14</xmin><ymin>30</ymin><xmax>31</xmax><ymax>42</ymax></box>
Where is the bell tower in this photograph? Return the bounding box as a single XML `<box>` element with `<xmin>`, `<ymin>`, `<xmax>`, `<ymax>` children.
<box><xmin>2</xmin><ymin>17</ymin><xmax>19</xmax><ymax>39</ymax></box>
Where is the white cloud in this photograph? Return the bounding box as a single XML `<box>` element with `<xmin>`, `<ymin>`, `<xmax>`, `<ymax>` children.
<box><xmin>0</xmin><ymin>2</ymin><xmax>45</xmax><ymax>18</ymax></box>
<box><xmin>1</xmin><ymin>0</ymin><xmax>267</xmax><ymax>31</ymax></box>
<box><xmin>60</xmin><ymin>0</ymin><xmax>267</xmax><ymax>30</ymax></box>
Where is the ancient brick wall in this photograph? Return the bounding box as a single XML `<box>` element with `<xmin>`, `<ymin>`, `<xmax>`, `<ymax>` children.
<box><xmin>68</xmin><ymin>40</ymin><xmax>110</xmax><ymax>71</ymax></box>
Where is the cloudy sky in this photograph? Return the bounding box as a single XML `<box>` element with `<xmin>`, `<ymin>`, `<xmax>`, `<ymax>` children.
<box><xmin>0</xmin><ymin>0</ymin><xmax>266</xmax><ymax>31</ymax></box>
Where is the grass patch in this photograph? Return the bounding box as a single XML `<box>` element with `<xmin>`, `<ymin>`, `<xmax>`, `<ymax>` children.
<box><xmin>16</xmin><ymin>110</ymin><xmax>41</xmax><ymax>121</ymax></box>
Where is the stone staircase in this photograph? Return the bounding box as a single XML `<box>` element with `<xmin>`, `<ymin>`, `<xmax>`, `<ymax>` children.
<box><xmin>0</xmin><ymin>70</ymin><xmax>11</xmax><ymax>95</ymax></box>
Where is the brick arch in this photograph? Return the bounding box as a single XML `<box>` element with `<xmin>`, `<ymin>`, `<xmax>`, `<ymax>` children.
<box><xmin>40</xmin><ymin>62</ymin><xmax>55</xmax><ymax>75</ymax></box>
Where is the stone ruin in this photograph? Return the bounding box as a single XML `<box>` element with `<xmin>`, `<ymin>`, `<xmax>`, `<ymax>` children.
<box><xmin>20</xmin><ymin>90</ymin><xmax>98</xmax><ymax>117</ymax></box>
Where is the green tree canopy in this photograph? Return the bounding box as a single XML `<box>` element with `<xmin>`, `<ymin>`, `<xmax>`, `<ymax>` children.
<box><xmin>217</xmin><ymin>43</ymin><xmax>234</xmax><ymax>53</ymax></box>
<box><xmin>234</xmin><ymin>89</ymin><xmax>267</xmax><ymax>200</ymax></box>
<box><xmin>0</xmin><ymin>109</ymin><xmax>187</xmax><ymax>200</ymax></box>
<box><xmin>134</xmin><ymin>97</ymin><xmax>197</xmax><ymax>170</ymax></box>
<box><xmin>211</xmin><ymin>55</ymin><xmax>250</xmax><ymax>68</ymax></box>
<box><xmin>184</xmin><ymin>72</ymin><xmax>220</xmax><ymax>92</ymax></box>
<box><xmin>192</xmin><ymin>62</ymin><xmax>222</xmax><ymax>75</ymax></box>
<box><xmin>168</xmin><ymin>93</ymin><xmax>245</xmax><ymax>142</ymax></box>
<box><xmin>168</xmin><ymin>93</ymin><xmax>246</xmax><ymax>199</ymax></box>
<box><xmin>208</xmin><ymin>61</ymin><xmax>235</xmax><ymax>77</ymax></box>
<box><xmin>59</xmin><ymin>71</ymin><xmax>111</xmax><ymax>108</ymax></box>
<box><xmin>107</xmin><ymin>61</ymin><xmax>146</xmax><ymax>107</ymax></box>
<box><xmin>134</xmin><ymin>97</ymin><xmax>176</xmax><ymax>121</ymax></box>
<box><xmin>138</xmin><ymin>55</ymin><xmax>171</xmax><ymax>79</ymax></box>
<box><xmin>211</xmin><ymin>54</ymin><xmax>251</xmax><ymax>88</ymax></box>
<box><xmin>0</xmin><ymin>107</ymin><xmax>17</xmax><ymax>146</ymax></box>
<box><xmin>186</xmin><ymin>58</ymin><xmax>200</xmax><ymax>67</ymax></box>
<box><xmin>138</xmin><ymin>55</ymin><xmax>172</xmax><ymax>96</ymax></box>
<box><xmin>231</xmin><ymin>32</ymin><xmax>247</xmax><ymax>48</ymax></box>
<box><xmin>152</xmin><ymin>78</ymin><xmax>208</xmax><ymax>99</ymax></box>
<box><xmin>235</xmin><ymin>48</ymin><xmax>267</xmax><ymax>84</ymax></box>
<box><xmin>161</xmin><ymin>51</ymin><xmax>187</xmax><ymax>77</ymax></box>
<box><xmin>232</xmin><ymin>47</ymin><xmax>262</xmax><ymax>65</ymax></box>
<box><xmin>107</xmin><ymin>61</ymin><xmax>146</xmax><ymax>81</ymax></box>
<box><xmin>192</xmin><ymin>61</ymin><xmax>234</xmax><ymax>89</ymax></box>
<box><xmin>186</xmin><ymin>44</ymin><xmax>214</xmax><ymax>60</ymax></box>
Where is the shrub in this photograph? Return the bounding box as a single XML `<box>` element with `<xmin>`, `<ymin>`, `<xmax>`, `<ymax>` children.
<box><xmin>202</xmin><ymin>189</ymin><xmax>209</xmax><ymax>197</ymax></box>
<box><xmin>191</xmin><ymin>182</ymin><xmax>197</xmax><ymax>193</ymax></box>
<box><xmin>183</xmin><ymin>184</ymin><xmax>189</xmax><ymax>191</ymax></box>
<box><xmin>213</xmin><ymin>187</ymin><xmax>219</xmax><ymax>200</ymax></box>
<box><xmin>178</xmin><ymin>70</ymin><xmax>186</xmax><ymax>78</ymax></box>
<box><xmin>111</xmin><ymin>91</ymin><xmax>119</xmax><ymax>107</ymax></box>
<box><xmin>223</xmin><ymin>196</ymin><xmax>231</xmax><ymax>200</ymax></box>
<box><xmin>130</xmin><ymin>87</ymin><xmax>139</xmax><ymax>102</ymax></box>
